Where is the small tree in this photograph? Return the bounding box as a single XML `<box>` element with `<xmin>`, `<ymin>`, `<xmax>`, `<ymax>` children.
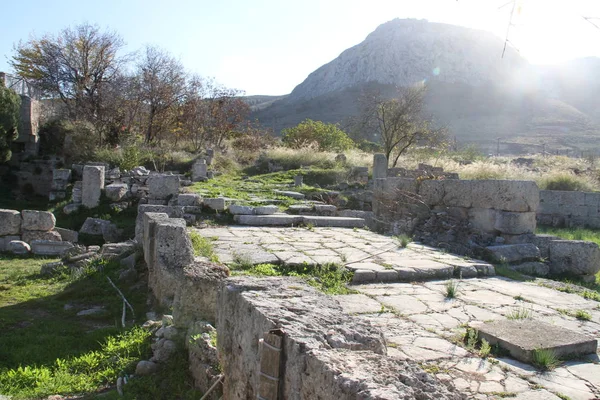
<box><xmin>282</xmin><ymin>119</ymin><xmax>354</xmax><ymax>152</ymax></box>
<box><xmin>355</xmin><ymin>85</ymin><xmax>446</xmax><ymax>167</ymax></box>
<box><xmin>0</xmin><ymin>84</ymin><xmax>21</xmax><ymax>162</ymax></box>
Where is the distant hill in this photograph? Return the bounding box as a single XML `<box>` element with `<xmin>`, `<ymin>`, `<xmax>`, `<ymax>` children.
<box><xmin>252</xmin><ymin>19</ymin><xmax>600</xmax><ymax>154</ymax></box>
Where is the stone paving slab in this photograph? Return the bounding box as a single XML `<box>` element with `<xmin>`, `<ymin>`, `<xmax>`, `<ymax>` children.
<box><xmin>346</xmin><ymin>278</ymin><xmax>600</xmax><ymax>400</ymax></box>
<box><xmin>194</xmin><ymin>226</ymin><xmax>495</xmax><ymax>282</ymax></box>
<box><xmin>475</xmin><ymin>319</ymin><xmax>598</xmax><ymax>363</ymax></box>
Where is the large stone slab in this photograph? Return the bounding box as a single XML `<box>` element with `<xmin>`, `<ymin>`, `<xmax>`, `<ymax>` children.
<box><xmin>485</xmin><ymin>244</ymin><xmax>540</xmax><ymax>264</ymax></box>
<box><xmin>494</xmin><ymin>211</ymin><xmax>536</xmax><ymax>235</ymax></box>
<box><xmin>105</xmin><ymin>183</ymin><xmax>128</xmax><ymax>202</ymax></box>
<box><xmin>475</xmin><ymin>320</ymin><xmax>598</xmax><ymax>364</ymax></box>
<box><xmin>148</xmin><ymin>175</ymin><xmax>179</xmax><ymax>200</ymax></box>
<box><xmin>302</xmin><ymin>216</ymin><xmax>365</xmax><ymax>228</ymax></box>
<box><xmin>548</xmin><ymin>240</ymin><xmax>600</xmax><ymax>276</ymax></box>
<box><xmin>82</xmin><ymin>165</ymin><xmax>105</xmax><ymax>208</ymax></box>
<box><xmin>234</xmin><ymin>214</ymin><xmax>302</xmax><ymax>226</ymax></box>
<box><xmin>21</xmin><ymin>210</ymin><xmax>56</xmax><ymax>231</ymax></box>
<box><xmin>0</xmin><ymin>209</ymin><xmax>21</xmax><ymax>235</ymax></box>
<box><xmin>30</xmin><ymin>240</ymin><xmax>74</xmax><ymax>256</ymax></box>
<box><xmin>272</xmin><ymin>190</ymin><xmax>305</xmax><ymax>199</ymax></box>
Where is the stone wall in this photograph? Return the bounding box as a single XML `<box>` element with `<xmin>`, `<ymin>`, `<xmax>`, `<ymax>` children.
<box><xmin>537</xmin><ymin>190</ymin><xmax>600</xmax><ymax>228</ymax></box>
<box><xmin>373</xmin><ymin>177</ymin><xmax>539</xmax><ymax>239</ymax></box>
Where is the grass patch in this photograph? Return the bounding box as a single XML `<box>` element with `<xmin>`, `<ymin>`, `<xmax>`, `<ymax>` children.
<box><xmin>189</xmin><ymin>231</ymin><xmax>219</xmax><ymax>262</ymax></box>
<box><xmin>445</xmin><ymin>280</ymin><xmax>460</xmax><ymax>299</ymax></box>
<box><xmin>575</xmin><ymin>309</ymin><xmax>592</xmax><ymax>321</ymax></box>
<box><xmin>506</xmin><ymin>307</ymin><xmax>533</xmax><ymax>320</ymax></box>
<box><xmin>394</xmin><ymin>234</ymin><xmax>412</xmax><ymax>248</ymax></box>
<box><xmin>531</xmin><ymin>348</ymin><xmax>561</xmax><ymax>371</ymax></box>
<box><xmin>233</xmin><ymin>262</ymin><xmax>356</xmax><ymax>295</ymax></box>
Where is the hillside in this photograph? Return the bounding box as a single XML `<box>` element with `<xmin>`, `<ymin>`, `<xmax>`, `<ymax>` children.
<box><xmin>253</xmin><ymin>19</ymin><xmax>600</xmax><ymax>154</ymax></box>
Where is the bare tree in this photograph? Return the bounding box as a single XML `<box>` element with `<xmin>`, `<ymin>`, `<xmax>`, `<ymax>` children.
<box><xmin>355</xmin><ymin>85</ymin><xmax>446</xmax><ymax>167</ymax></box>
<box><xmin>137</xmin><ymin>46</ymin><xmax>187</xmax><ymax>143</ymax></box>
<box><xmin>11</xmin><ymin>23</ymin><xmax>127</xmax><ymax>141</ymax></box>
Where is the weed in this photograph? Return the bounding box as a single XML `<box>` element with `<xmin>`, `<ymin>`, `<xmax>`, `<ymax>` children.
<box><xmin>554</xmin><ymin>393</ymin><xmax>571</xmax><ymax>400</ymax></box>
<box><xmin>479</xmin><ymin>338</ymin><xmax>492</xmax><ymax>358</ymax></box>
<box><xmin>339</xmin><ymin>253</ymin><xmax>348</xmax><ymax>263</ymax></box>
<box><xmin>575</xmin><ymin>310</ymin><xmax>592</xmax><ymax>321</ymax></box>
<box><xmin>506</xmin><ymin>307</ymin><xmax>533</xmax><ymax>320</ymax></box>
<box><xmin>445</xmin><ymin>280</ymin><xmax>459</xmax><ymax>299</ymax></box>
<box><xmin>188</xmin><ymin>231</ymin><xmax>219</xmax><ymax>262</ymax></box>
<box><xmin>556</xmin><ymin>308</ymin><xmax>570</xmax><ymax>315</ymax></box>
<box><xmin>465</xmin><ymin>327</ymin><xmax>478</xmax><ymax>350</ymax></box>
<box><xmin>531</xmin><ymin>348</ymin><xmax>561</xmax><ymax>371</ymax></box>
<box><xmin>582</xmin><ymin>290</ymin><xmax>600</xmax><ymax>302</ymax></box>
<box><xmin>513</xmin><ymin>295</ymin><xmax>528</xmax><ymax>302</ymax></box>
<box><xmin>489</xmin><ymin>392</ymin><xmax>517</xmax><ymax>398</ymax></box>
<box><xmin>378</xmin><ymin>304</ymin><xmax>386</xmax><ymax>314</ymax></box>
<box><xmin>305</xmin><ymin>222</ymin><xmax>315</xmax><ymax>231</ymax></box>
<box><xmin>387</xmin><ymin>342</ymin><xmax>398</xmax><ymax>348</ymax></box>
<box><xmin>394</xmin><ymin>234</ymin><xmax>412</xmax><ymax>248</ymax></box>
<box><xmin>231</xmin><ymin>252</ymin><xmax>255</xmax><ymax>270</ymax></box>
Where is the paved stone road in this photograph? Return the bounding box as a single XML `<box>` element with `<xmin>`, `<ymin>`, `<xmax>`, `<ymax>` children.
<box><xmin>194</xmin><ymin>225</ymin><xmax>600</xmax><ymax>399</ymax></box>
<box><xmin>195</xmin><ymin>226</ymin><xmax>495</xmax><ymax>282</ymax></box>
<box><xmin>346</xmin><ymin>279</ymin><xmax>600</xmax><ymax>400</ymax></box>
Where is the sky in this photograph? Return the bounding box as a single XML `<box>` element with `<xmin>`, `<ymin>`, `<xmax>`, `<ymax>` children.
<box><xmin>2</xmin><ymin>0</ymin><xmax>600</xmax><ymax>95</ymax></box>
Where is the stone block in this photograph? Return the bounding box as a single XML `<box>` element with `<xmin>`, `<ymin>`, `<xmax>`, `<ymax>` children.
<box><xmin>52</xmin><ymin>168</ymin><xmax>71</xmax><ymax>182</ymax></box>
<box><xmin>22</xmin><ymin>230</ymin><xmax>62</xmax><ymax>243</ymax></box>
<box><xmin>314</xmin><ymin>204</ymin><xmax>337</xmax><ymax>215</ymax></box>
<box><xmin>476</xmin><ymin>320</ymin><xmax>597</xmax><ymax>364</ymax></box>
<box><xmin>0</xmin><ymin>209</ymin><xmax>21</xmax><ymax>235</ymax></box>
<box><xmin>372</xmin><ymin>153</ymin><xmax>387</xmax><ymax>180</ymax></box>
<box><xmin>352</xmin><ymin>269</ymin><xmax>376</xmax><ymax>283</ymax></box>
<box><xmin>228</xmin><ymin>204</ymin><xmax>254</xmax><ymax>215</ymax></box>
<box><xmin>105</xmin><ymin>183</ymin><xmax>128</xmax><ymax>202</ymax></box>
<box><xmin>148</xmin><ymin>175</ymin><xmax>180</xmax><ymax>200</ymax></box>
<box><xmin>418</xmin><ymin>179</ymin><xmax>444</xmax><ymax>206</ymax></box>
<box><xmin>55</xmin><ymin>227</ymin><xmax>78</xmax><ymax>243</ymax></box>
<box><xmin>154</xmin><ymin>219</ymin><xmax>195</xmax><ymax>270</ymax></box>
<box><xmin>30</xmin><ymin>240</ymin><xmax>74</xmax><ymax>256</ymax></box>
<box><xmin>135</xmin><ymin>205</ymin><xmax>185</xmax><ymax>243</ymax></box>
<box><xmin>548</xmin><ymin>240</ymin><xmax>600</xmax><ymax>276</ymax></box>
<box><xmin>468</xmin><ymin>208</ymin><xmax>496</xmax><ymax>233</ymax></box>
<box><xmin>177</xmin><ymin>193</ymin><xmax>202</xmax><ymax>207</ymax></box>
<box><xmin>559</xmin><ymin>191</ymin><xmax>585</xmax><ymax>206</ymax></box>
<box><xmin>63</xmin><ymin>203</ymin><xmax>81</xmax><ymax>215</ymax></box>
<box><xmin>272</xmin><ymin>190</ymin><xmax>305</xmax><ymax>199</ymax></box>
<box><xmin>301</xmin><ymin>216</ymin><xmax>365</xmax><ymax>228</ymax></box>
<box><xmin>147</xmin><ymin>199</ymin><xmax>168</xmax><ymax>205</ymax></box>
<box><xmin>442</xmin><ymin>180</ymin><xmax>472</xmax><ymax>208</ymax></box>
<box><xmin>294</xmin><ymin>175</ymin><xmax>303</xmax><ymax>186</ymax></box>
<box><xmin>192</xmin><ymin>159</ymin><xmax>208</xmax><ymax>182</ymax></box>
<box><xmin>21</xmin><ymin>210</ymin><xmax>56</xmax><ymax>231</ymax></box>
<box><xmin>494</xmin><ymin>211</ymin><xmax>536</xmax><ymax>235</ymax></box>
<box><xmin>9</xmin><ymin>240</ymin><xmax>30</xmax><ymax>254</ymax></box>
<box><xmin>49</xmin><ymin>191</ymin><xmax>67</xmax><ymax>201</ymax></box>
<box><xmin>509</xmin><ymin>261</ymin><xmax>549</xmax><ymax>276</ymax></box>
<box><xmin>204</xmin><ymin>198</ymin><xmax>226</xmax><ymax>211</ymax></box>
<box><xmin>80</xmin><ymin>217</ymin><xmax>111</xmax><ymax>236</ymax></box>
<box><xmin>584</xmin><ymin>192</ymin><xmax>600</xmax><ymax>207</ymax></box>
<box><xmin>142</xmin><ymin>212</ymin><xmax>170</xmax><ymax>266</ymax></box>
<box><xmin>234</xmin><ymin>214</ymin><xmax>302</xmax><ymax>226</ymax></box>
<box><xmin>82</xmin><ymin>165</ymin><xmax>105</xmax><ymax>208</ymax></box>
<box><xmin>485</xmin><ymin>244</ymin><xmax>540</xmax><ymax>264</ymax></box>
<box><xmin>471</xmin><ymin>180</ymin><xmax>539</xmax><ymax>212</ymax></box>
<box><xmin>254</xmin><ymin>205</ymin><xmax>279</xmax><ymax>215</ymax></box>
<box><xmin>288</xmin><ymin>204</ymin><xmax>314</xmax><ymax>214</ymax></box>
<box><xmin>376</xmin><ymin>269</ymin><xmax>398</xmax><ymax>282</ymax></box>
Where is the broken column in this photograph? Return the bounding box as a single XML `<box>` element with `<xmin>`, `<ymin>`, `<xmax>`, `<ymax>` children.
<box><xmin>192</xmin><ymin>159</ymin><xmax>208</xmax><ymax>182</ymax></box>
<box><xmin>50</xmin><ymin>169</ymin><xmax>71</xmax><ymax>202</ymax></box>
<box><xmin>373</xmin><ymin>153</ymin><xmax>388</xmax><ymax>180</ymax></box>
<box><xmin>82</xmin><ymin>165</ymin><xmax>105</xmax><ymax>208</ymax></box>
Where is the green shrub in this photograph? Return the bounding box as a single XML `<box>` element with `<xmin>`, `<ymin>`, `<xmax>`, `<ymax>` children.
<box><xmin>39</xmin><ymin>119</ymin><xmax>99</xmax><ymax>163</ymax></box>
<box><xmin>0</xmin><ymin>85</ymin><xmax>20</xmax><ymax>162</ymax></box>
<box><xmin>538</xmin><ymin>172</ymin><xmax>595</xmax><ymax>192</ymax></box>
<box><xmin>282</xmin><ymin>119</ymin><xmax>354</xmax><ymax>152</ymax></box>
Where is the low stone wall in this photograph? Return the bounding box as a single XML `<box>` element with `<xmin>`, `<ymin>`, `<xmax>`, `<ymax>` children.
<box><xmin>373</xmin><ymin>178</ymin><xmax>539</xmax><ymax>239</ymax></box>
<box><xmin>537</xmin><ymin>189</ymin><xmax>600</xmax><ymax>228</ymax></box>
<box><xmin>0</xmin><ymin>209</ymin><xmax>75</xmax><ymax>255</ymax></box>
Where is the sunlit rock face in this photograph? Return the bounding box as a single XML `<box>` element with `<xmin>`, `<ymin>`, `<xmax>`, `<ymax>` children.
<box><xmin>289</xmin><ymin>18</ymin><xmax>526</xmax><ymax>101</ymax></box>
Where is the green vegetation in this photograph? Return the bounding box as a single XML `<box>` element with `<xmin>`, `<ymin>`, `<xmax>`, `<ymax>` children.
<box><xmin>394</xmin><ymin>234</ymin><xmax>412</xmax><ymax>248</ymax></box>
<box><xmin>538</xmin><ymin>172</ymin><xmax>595</xmax><ymax>192</ymax></box>
<box><xmin>531</xmin><ymin>348</ymin><xmax>561</xmax><ymax>371</ymax></box>
<box><xmin>231</xmin><ymin>262</ymin><xmax>356</xmax><ymax>295</ymax></box>
<box><xmin>506</xmin><ymin>307</ymin><xmax>533</xmax><ymax>320</ymax></box>
<box><xmin>444</xmin><ymin>280</ymin><xmax>460</xmax><ymax>299</ymax></box>
<box><xmin>282</xmin><ymin>119</ymin><xmax>354</xmax><ymax>152</ymax></box>
<box><xmin>575</xmin><ymin>309</ymin><xmax>592</xmax><ymax>321</ymax></box>
<box><xmin>0</xmin><ymin>84</ymin><xmax>21</xmax><ymax>162</ymax></box>
<box><xmin>189</xmin><ymin>230</ymin><xmax>219</xmax><ymax>262</ymax></box>
<box><xmin>479</xmin><ymin>338</ymin><xmax>492</xmax><ymax>358</ymax></box>
<box><xmin>494</xmin><ymin>265</ymin><xmax>532</xmax><ymax>282</ymax></box>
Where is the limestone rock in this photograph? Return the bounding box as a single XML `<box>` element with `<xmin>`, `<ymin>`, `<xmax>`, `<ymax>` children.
<box><xmin>21</xmin><ymin>210</ymin><xmax>56</xmax><ymax>231</ymax></box>
<box><xmin>148</xmin><ymin>175</ymin><xmax>179</xmax><ymax>200</ymax></box>
<box><xmin>63</xmin><ymin>203</ymin><xmax>81</xmax><ymax>215</ymax></box>
<box><xmin>254</xmin><ymin>205</ymin><xmax>279</xmax><ymax>215</ymax></box>
<box><xmin>54</xmin><ymin>227</ymin><xmax>78</xmax><ymax>243</ymax></box>
<box><xmin>228</xmin><ymin>204</ymin><xmax>254</xmax><ymax>215</ymax></box>
<box><xmin>178</xmin><ymin>193</ymin><xmax>202</xmax><ymax>207</ymax></box>
<box><xmin>548</xmin><ymin>240</ymin><xmax>600</xmax><ymax>276</ymax></box>
<box><xmin>9</xmin><ymin>240</ymin><xmax>30</xmax><ymax>254</ymax></box>
<box><xmin>22</xmin><ymin>230</ymin><xmax>62</xmax><ymax>243</ymax></box>
<box><xmin>30</xmin><ymin>240</ymin><xmax>74</xmax><ymax>256</ymax></box>
<box><xmin>105</xmin><ymin>183</ymin><xmax>128</xmax><ymax>202</ymax></box>
<box><xmin>494</xmin><ymin>211</ymin><xmax>536</xmax><ymax>235</ymax></box>
<box><xmin>485</xmin><ymin>244</ymin><xmax>540</xmax><ymax>264</ymax></box>
<box><xmin>0</xmin><ymin>209</ymin><xmax>21</xmax><ymax>235</ymax></box>
<box><xmin>82</xmin><ymin>165</ymin><xmax>105</xmax><ymax>208</ymax></box>
<box><xmin>135</xmin><ymin>360</ymin><xmax>159</xmax><ymax>375</ymax></box>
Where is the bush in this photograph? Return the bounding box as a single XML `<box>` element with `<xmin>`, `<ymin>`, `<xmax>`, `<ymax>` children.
<box><xmin>538</xmin><ymin>172</ymin><xmax>595</xmax><ymax>192</ymax></box>
<box><xmin>282</xmin><ymin>119</ymin><xmax>354</xmax><ymax>152</ymax></box>
<box><xmin>40</xmin><ymin>120</ymin><xmax>99</xmax><ymax>163</ymax></box>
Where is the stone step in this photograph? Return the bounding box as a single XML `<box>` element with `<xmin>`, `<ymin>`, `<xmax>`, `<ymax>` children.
<box><xmin>233</xmin><ymin>214</ymin><xmax>365</xmax><ymax>228</ymax></box>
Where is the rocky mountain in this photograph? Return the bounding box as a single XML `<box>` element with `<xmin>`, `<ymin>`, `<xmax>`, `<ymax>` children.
<box><xmin>253</xmin><ymin>19</ymin><xmax>600</xmax><ymax>154</ymax></box>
